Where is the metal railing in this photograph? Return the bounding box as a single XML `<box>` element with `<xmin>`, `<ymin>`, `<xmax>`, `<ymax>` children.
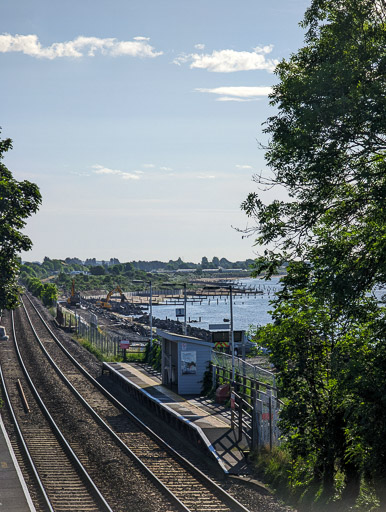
<box><xmin>211</xmin><ymin>351</ymin><xmax>281</xmax><ymax>451</ymax></box>
<box><xmin>211</xmin><ymin>350</ymin><xmax>276</xmax><ymax>389</ymax></box>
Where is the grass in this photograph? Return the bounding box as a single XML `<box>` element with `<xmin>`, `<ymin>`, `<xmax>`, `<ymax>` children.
<box><xmin>74</xmin><ymin>334</ymin><xmax>146</xmax><ymax>363</ymax></box>
<box><xmin>249</xmin><ymin>446</ymin><xmax>382</xmax><ymax>512</ymax></box>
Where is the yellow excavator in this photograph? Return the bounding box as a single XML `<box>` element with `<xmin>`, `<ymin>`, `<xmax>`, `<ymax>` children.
<box><xmin>96</xmin><ymin>285</ymin><xmax>127</xmax><ymax>309</ymax></box>
<box><xmin>67</xmin><ymin>279</ymin><xmax>81</xmax><ymax>307</ymax></box>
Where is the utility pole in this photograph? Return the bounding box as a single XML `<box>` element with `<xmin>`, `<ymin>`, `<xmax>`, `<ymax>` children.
<box><xmin>230</xmin><ymin>285</ymin><xmax>235</xmax><ymax>383</ymax></box>
<box><xmin>149</xmin><ymin>280</ymin><xmax>153</xmax><ymax>348</ymax></box>
<box><xmin>183</xmin><ymin>283</ymin><xmax>187</xmax><ymax>335</ymax></box>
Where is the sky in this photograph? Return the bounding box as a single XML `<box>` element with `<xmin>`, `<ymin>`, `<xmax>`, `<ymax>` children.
<box><xmin>1</xmin><ymin>0</ymin><xmax>309</xmax><ymax>263</ymax></box>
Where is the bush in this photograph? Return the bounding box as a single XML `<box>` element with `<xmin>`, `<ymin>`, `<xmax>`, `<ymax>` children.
<box><xmin>145</xmin><ymin>341</ymin><xmax>161</xmax><ymax>371</ymax></box>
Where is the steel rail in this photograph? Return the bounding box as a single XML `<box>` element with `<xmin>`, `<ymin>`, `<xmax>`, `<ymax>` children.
<box><xmin>23</xmin><ymin>293</ymin><xmax>251</xmax><ymax>512</ymax></box>
<box><xmin>21</xmin><ymin>296</ymin><xmax>191</xmax><ymax>512</ymax></box>
<box><xmin>9</xmin><ymin>309</ymin><xmax>114</xmax><ymax>512</ymax></box>
<box><xmin>0</xmin><ymin>361</ymin><xmax>54</xmax><ymax>512</ymax></box>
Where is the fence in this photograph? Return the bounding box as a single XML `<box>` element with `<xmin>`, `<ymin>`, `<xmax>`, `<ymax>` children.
<box><xmin>59</xmin><ymin>309</ymin><xmax>145</xmax><ymax>360</ymax></box>
<box><xmin>77</xmin><ymin>318</ymin><xmax>120</xmax><ymax>358</ymax></box>
<box><xmin>211</xmin><ymin>350</ymin><xmax>281</xmax><ymax>451</ymax></box>
<box><xmin>211</xmin><ymin>351</ymin><xmax>276</xmax><ymax>389</ymax></box>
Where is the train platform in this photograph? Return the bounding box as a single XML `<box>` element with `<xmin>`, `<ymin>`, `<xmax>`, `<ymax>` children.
<box><xmin>0</xmin><ymin>415</ymin><xmax>35</xmax><ymax>512</ymax></box>
<box><xmin>102</xmin><ymin>361</ymin><xmax>250</xmax><ymax>475</ymax></box>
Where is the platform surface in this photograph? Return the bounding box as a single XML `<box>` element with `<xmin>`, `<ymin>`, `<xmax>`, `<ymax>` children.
<box><xmin>0</xmin><ymin>415</ymin><xmax>35</xmax><ymax>511</ymax></box>
<box><xmin>105</xmin><ymin>361</ymin><xmax>249</xmax><ymax>474</ymax></box>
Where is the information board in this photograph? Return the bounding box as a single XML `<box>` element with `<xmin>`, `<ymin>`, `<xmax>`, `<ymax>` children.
<box><xmin>181</xmin><ymin>351</ymin><xmax>197</xmax><ymax>374</ymax></box>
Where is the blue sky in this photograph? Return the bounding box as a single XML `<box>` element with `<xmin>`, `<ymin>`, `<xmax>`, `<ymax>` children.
<box><xmin>1</xmin><ymin>0</ymin><xmax>309</xmax><ymax>263</ymax></box>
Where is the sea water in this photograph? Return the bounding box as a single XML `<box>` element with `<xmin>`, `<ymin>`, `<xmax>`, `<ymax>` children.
<box><xmin>150</xmin><ymin>276</ymin><xmax>283</xmax><ymax>333</ymax></box>
<box><xmin>146</xmin><ymin>277</ymin><xmax>383</xmax><ymax>334</ymax></box>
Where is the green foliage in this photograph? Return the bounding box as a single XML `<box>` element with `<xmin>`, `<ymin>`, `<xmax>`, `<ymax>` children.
<box><xmin>145</xmin><ymin>341</ymin><xmax>161</xmax><ymax>371</ymax></box>
<box><xmin>22</xmin><ymin>276</ymin><xmax>58</xmax><ymax>306</ymax></box>
<box><xmin>251</xmin><ymin>446</ymin><xmax>314</xmax><ymax>502</ymax></box>
<box><xmin>75</xmin><ymin>338</ymin><xmax>105</xmax><ymax>361</ymax></box>
<box><xmin>244</xmin><ymin>0</ymin><xmax>386</xmax><ymax>509</ymax></box>
<box><xmin>241</xmin><ymin>0</ymin><xmax>386</xmax><ymax>299</ymax></box>
<box><xmin>0</xmin><ymin>132</ymin><xmax>41</xmax><ymax>310</ymax></box>
<box><xmin>89</xmin><ymin>265</ymin><xmax>105</xmax><ymax>276</ymax></box>
<box><xmin>41</xmin><ymin>283</ymin><xmax>58</xmax><ymax>306</ymax></box>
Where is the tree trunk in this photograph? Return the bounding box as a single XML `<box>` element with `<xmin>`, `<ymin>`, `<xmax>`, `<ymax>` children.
<box><xmin>341</xmin><ymin>462</ymin><xmax>360</xmax><ymax>506</ymax></box>
<box><xmin>374</xmin><ymin>478</ymin><xmax>386</xmax><ymax>509</ymax></box>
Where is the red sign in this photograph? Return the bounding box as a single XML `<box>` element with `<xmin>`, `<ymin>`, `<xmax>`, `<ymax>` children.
<box><xmin>120</xmin><ymin>341</ymin><xmax>131</xmax><ymax>349</ymax></box>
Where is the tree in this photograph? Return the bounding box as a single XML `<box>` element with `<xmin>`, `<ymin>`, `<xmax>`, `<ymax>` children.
<box><xmin>90</xmin><ymin>265</ymin><xmax>105</xmax><ymax>276</ymax></box>
<box><xmin>242</xmin><ymin>0</ymin><xmax>386</xmax><ymax>301</ymax></box>
<box><xmin>258</xmin><ymin>263</ymin><xmax>370</xmax><ymax>502</ymax></box>
<box><xmin>212</xmin><ymin>256</ymin><xmax>220</xmax><ymax>268</ymax></box>
<box><xmin>41</xmin><ymin>283</ymin><xmax>58</xmax><ymax>306</ymax></box>
<box><xmin>201</xmin><ymin>256</ymin><xmax>209</xmax><ymax>269</ymax></box>
<box><xmin>0</xmin><ymin>132</ymin><xmax>41</xmax><ymax>310</ymax></box>
<box><xmin>243</xmin><ymin>0</ymin><xmax>386</xmax><ymax>506</ymax></box>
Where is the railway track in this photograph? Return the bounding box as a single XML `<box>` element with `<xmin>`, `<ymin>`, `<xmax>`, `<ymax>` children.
<box><xmin>7</xmin><ymin>294</ymin><xmax>251</xmax><ymax>512</ymax></box>
<box><xmin>0</xmin><ymin>311</ymin><xmax>113</xmax><ymax>512</ymax></box>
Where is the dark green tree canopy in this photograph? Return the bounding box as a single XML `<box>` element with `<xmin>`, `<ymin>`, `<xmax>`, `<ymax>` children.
<box><xmin>0</xmin><ymin>132</ymin><xmax>41</xmax><ymax>310</ymax></box>
<box><xmin>242</xmin><ymin>0</ymin><xmax>386</xmax><ymax>298</ymax></box>
<box><xmin>246</xmin><ymin>1</ymin><xmax>386</xmax><ymax>506</ymax></box>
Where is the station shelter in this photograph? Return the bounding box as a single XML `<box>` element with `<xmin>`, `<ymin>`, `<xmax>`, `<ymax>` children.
<box><xmin>156</xmin><ymin>329</ymin><xmax>214</xmax><ymax>395</ymax></box>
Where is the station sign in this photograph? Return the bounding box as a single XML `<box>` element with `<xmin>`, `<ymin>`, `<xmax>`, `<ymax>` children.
<box><xmin>119</xmin><ymin>341</ymin><xmax>131</xmax><ymax>349</ymax></box>
<box><xmin>209</xmin><ymin>323</ymin><xmax>230</xmax><ymax>331</ymax></box>
<box><xmin>211</xmin><ymin>330</ymin><xmax>244</xmax><ymax>343</ymax></box>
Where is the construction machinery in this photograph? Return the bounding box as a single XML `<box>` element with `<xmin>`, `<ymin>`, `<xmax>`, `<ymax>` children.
<box><xmin>96</xmin><ymin>285</ymin><xmax>127</xmax><ymax>309</ymax></box>
<box><xmin>67</xmin><ymin>279</ymin><xmax>81</xmax><ymax>307</ymax></box>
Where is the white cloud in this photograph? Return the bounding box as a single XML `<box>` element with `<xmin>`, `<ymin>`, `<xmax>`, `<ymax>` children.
<box><xmin>196</xmin><ymin>86</ymin><xmax>272</xmax><ymax>102</ymax></box>
<box><xmin>0</xmin><ymin>33</ymin><xmax>163</xmax><ymax>59</ymax></box>
<box><xmin>196</xmin><ymin>174</ymin><xmax>216</xmax><ymax>179</ymax></box>
<box><xmin>142</xmin><ymin>163</ymin><xmax>156</xmax><ymax>168</ymax></box>
<box><xmin>173</xmin><ymin>53</ymin><xmax>190</xmax><ymax>66</ymax></box>
<box><xmin>216</xmin><ymin>97</ymin><xmax>251</xmax><ymax>102</ymax></box>
<box><xmin>160</xmin><ymin>166</ymin><xmax>173</xmax><ymax>171</ymax></box>
<box><xmin>92</xmin><ymin>164</ymin><xmax>140</xmax><ymax>180</ymax></box>
<box><xmin>174</xmin><ymin>46</ymin><xmax>278</xmax><ymax>73</ymax></box>
<box><xmin>71</xmin><ymin>171</ymin><xmax>91</xmax><ymax>176</ymax></box>
<box><xmin>194</xmin><ymin>43</ymin><xmax>205</xmax><ymax>50</ymax></box>
<box><xmin>236</xmin><ymin>164</ymin><xmax>253</xmax><ymax>170</ymax></box>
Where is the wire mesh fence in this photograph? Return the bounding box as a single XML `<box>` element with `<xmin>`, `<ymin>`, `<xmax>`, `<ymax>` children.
<box><xmin>211</xmin><ymin>350</ymin><xmax>276</xmax><ymax>389</ymax></box>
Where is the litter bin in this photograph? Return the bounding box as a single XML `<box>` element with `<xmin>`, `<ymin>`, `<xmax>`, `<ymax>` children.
<box><xmin>215</xmin><ymin>384</ymin><xmax>230</xmax><ymax>404</ymax></box>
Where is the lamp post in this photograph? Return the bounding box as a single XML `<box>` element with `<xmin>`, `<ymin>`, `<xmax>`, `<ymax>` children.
<box><xmin>149</xmin><ymin>280</ymin><xmax>153</xmax><ymax>348</ymax></box>
<box><xmin>133</xmin><ymin>279</ymin><xmax>153</xmax><ymax>348</ymax></box>
<box><xmin>163</xmin><ymin>282</ymin><xmax>187</xmax><ymax>335</ymax></box>
<box><xmin>204</xmin><ymin>284</ymin><xmax>235</xmax><ymax>384</ymax></box>
<box><xmin>229</xmin><ymin>285</ymin><xmax>235</xmax><ymax>383</ymax></box>
<box><xmin>183</xmin><ymin>283</ymin><xmax>187</xmax><ymax>335</ymax></box>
